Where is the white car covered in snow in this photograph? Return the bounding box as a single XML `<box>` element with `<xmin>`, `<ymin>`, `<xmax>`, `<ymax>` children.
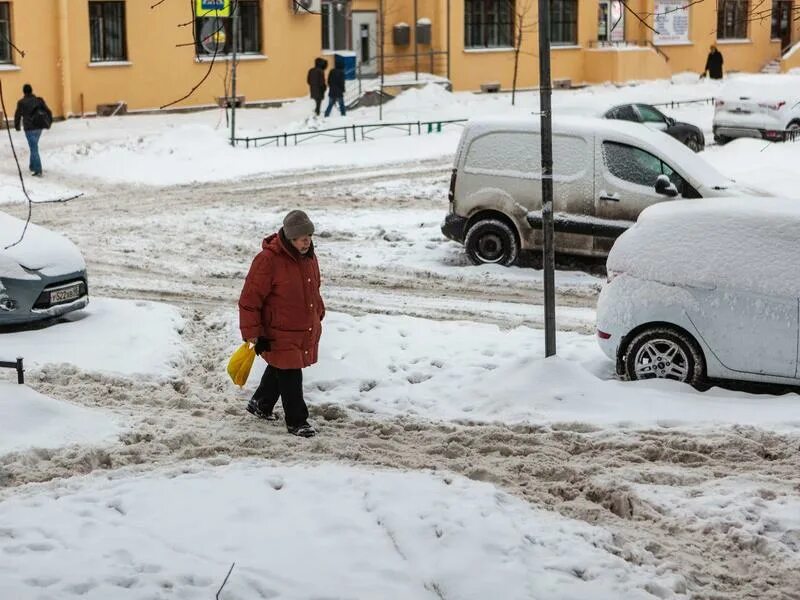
<box><xmin>0</xmin><ymin>211</ymin><xmax>89</xmax><ymax>326</ymax></box>
<box><xmin>713</xmin><ymin>75</ymin><xmax>800</xmax><ymax>144</ymax></box>
<box><xmin>596</xmin><ymin>198</ymin><xmax>800</xmax><ymax>389</ymax></box>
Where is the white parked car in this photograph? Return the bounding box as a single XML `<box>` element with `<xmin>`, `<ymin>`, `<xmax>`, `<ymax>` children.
<box><xmin>596</xmin><ymin>198</ymin><xmax>800</xmax><ymax>388</ymax></box>
<box><xmin>442</xmin><ymin>115</ymin><xmax>766</xmax><ymax>266</ymax></box>
<box><xmin>1</xmin><ymin>211</ymin><xmax>89</xmax><ymax>326</ymax></box>
<box><xmin>713</xmin><ymin>75</ymin><xmax>800</xmax><ymax>144</ymax></box>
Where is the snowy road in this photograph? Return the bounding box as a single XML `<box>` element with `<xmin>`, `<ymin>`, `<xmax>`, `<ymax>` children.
<box><xmin>1</xmin><ymin>162</ymin><xmax>799</xmax><ymax>598</ymax></box>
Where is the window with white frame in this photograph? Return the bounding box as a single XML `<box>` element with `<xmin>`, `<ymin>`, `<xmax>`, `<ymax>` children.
<box><xmin>464</xmin><ymin>0</ymin><xmax>514</xmax><ymax>49</ymax></box>
<box><xmin>322</xmin><ymin>0</ymin><xmax>349</xmax><ymax>51</ymax></box>
<box><xmin>195</xmin><ymin>0</ymin><xmax>261</xmax><ymax>56</ymax></box>
<box><xmin>89</xmin><ymin>1</ymin><xmax>127</xmax><ymax>62</ymax></box>
<box><xmin>717</xmin><ymin>0</ymin><xmax>749</xmax><ymax>40</ymax></box>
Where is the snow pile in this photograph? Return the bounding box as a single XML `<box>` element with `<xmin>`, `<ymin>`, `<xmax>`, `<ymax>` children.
<box><xmin>3</xmin><ymin>297</ymin><xmax>185</xmax><ymax>376</ymax></box>
<box><xmin>0</xmin><ymin>210</ymin><xmax>85</xmax><ymax>277</ymax></box>
<box><xmin>389</xmin><ymin>82</ymin><xmax>460</xmax><ymax>112</ymax></box>
<box><xmin>607</xmin><ymin>197</ymin><xmax>800</xmax><ymax>298</ymax></box>
<box><xmin>239</xmin><ymin>312</ymin><xmax>800</xmax><ymax>429</ymax></box>
<box><xmin>0</xmin><ymin>461</ymin><xmax>686</xmax><ymax>599</ymax></box>
<box><xmin>0</xmin><ymin>382</ymin><xmax>119</xmax><ymax>456</ymax></box>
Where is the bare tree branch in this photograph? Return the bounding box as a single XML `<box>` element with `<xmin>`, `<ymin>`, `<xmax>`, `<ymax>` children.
<box><xmin>215</xmin><ymin>562</ymin><xmax>235</xmax><ymax>600</ymax></box>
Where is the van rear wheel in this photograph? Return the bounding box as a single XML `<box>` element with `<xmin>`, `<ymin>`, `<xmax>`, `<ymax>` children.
<box><xmin>465</xmin><ymin>219</ymin><xmax>519</xmax><ymax>266</ymax></box>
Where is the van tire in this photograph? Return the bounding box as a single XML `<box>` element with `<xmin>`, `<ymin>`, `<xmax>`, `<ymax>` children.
<box><xmin>465</xmin><ymin>219</ymin><xmax>519</xmax><ymax>266</ymax></box>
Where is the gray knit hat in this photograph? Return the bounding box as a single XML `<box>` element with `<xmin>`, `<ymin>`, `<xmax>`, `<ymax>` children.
<box><xmin>283</xmin><ymin>210</ymin><xmax>315</xmax><ymax>239</ymax></box>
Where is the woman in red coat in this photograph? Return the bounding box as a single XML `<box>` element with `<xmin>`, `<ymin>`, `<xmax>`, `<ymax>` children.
<box><xmin>239</xmin><ymin>210</ymin><xmax>324</xmax><ymax>438</ymax></box>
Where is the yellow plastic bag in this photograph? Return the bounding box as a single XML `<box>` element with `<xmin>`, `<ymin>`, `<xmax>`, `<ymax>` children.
<box><xmin>227</xmin><ymin>342</ymin><xmax>256</xmax><ymax>387</ymax></box>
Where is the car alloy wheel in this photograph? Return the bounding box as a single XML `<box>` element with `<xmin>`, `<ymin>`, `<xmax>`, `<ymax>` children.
<box><xmin>623</xmin><ymin>327</ymin><xmax>706</xmax><ymax>388</ymax></box>
<box><xmin>464</xmin><ymin>219</ymin><xmax>519</xmax><ymax>266</ymax></box>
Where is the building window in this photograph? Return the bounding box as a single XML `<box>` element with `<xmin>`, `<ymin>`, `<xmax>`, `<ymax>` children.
<box><xmin>551</xmin><ymin>0</ymin><xmax>578</xmax><ymax>45</ymax></box>
<box><xmin>89</xmin><ymin>1</ymin><xmax>127</xmax><ymax>62</ymax></box>
<box><xmin>0</xmin><ymin>2</ymin><xmax>11</xmax><ymax>64</ymax></box>
<box><xmin>322</xmin><ymin>1</ymin><xmax>349</xmax><ymax>51</ymax></box>
<box><xmin>717</xmin><ymin>0</ymin><xmax>749</xmax><ymax>40</ymax></box>
<box><xmin>771</xmin><ymin>1</ymin><xmax>791</xmax><ymax>44</ymax></box>
<box><xmin>464</xmin><ymin>0</ymin><xmax>514</xmax><ymax>48</ymax></box>
<box><xmin>195</xmin><ymin>0</ymin><xmax>261</xmax><ymax>56</ymax></box>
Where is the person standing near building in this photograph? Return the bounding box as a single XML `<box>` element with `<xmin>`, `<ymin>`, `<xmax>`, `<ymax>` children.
<box><xmin>324</xmin><ymin>63</ymin><xmax>346</xmax><ymax>118</ymax></box>
<box><xmin>14</xmin><ymin>84</ymin><xmax>53</xmax><ymax>177</ymax></box>
<box><xmin>239</xmin><ymin>210</ymin><xmax>324</xmax><ymax>438</ymax></box>
<box><xmin>307</xmin><ymin>58</ymin><xmax>327</xmax><ymax>117</ymax></box>
<box><xmin>701</xmin><ymin>45</ymin><xmax>724</xmax><ymax>80</ymax></box>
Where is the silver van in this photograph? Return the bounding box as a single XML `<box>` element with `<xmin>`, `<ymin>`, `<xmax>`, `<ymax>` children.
<box><xmin>442</xmin><ymin>115</ymin><xmax>758</xmax><ymax>265</ymax></box>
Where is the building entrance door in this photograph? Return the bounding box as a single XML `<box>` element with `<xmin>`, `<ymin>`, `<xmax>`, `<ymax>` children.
<box><xmin>351</xmin><ymin>11</ymin><xmax>378</xmax><ymax>76</ymax></box>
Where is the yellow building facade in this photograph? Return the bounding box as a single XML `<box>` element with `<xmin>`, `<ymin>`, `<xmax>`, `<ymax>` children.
<box><xmin>0</xmin><ymin>1</ymin><xmax>798</xmax><ymax>119</ymax></box>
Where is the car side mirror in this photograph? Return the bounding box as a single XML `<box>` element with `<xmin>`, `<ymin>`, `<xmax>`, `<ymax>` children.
<box><xmin>666</xmin><ymin>117</ymin><xmax>676</xmax><ymax>127</ymax></box>
<box><xmin>655</xmin><ymin>174</ymin><xmax>679</xmax><ymax>197</ymax></box>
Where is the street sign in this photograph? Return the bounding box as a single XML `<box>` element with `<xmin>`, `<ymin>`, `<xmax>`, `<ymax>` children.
<box><xmin>196</xmin><ymin>0</ymin><xmax>230</xmax><ymax>17</ymax></box>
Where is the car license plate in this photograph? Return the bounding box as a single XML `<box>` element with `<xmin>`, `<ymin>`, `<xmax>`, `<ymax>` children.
<box><xmin>50</xmin><ymin>284</ymin><xmax>81</xmax><ymax>304</ymax></box>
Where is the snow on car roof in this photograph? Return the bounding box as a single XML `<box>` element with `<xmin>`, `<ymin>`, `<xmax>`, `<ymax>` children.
<box><xmin>0</xmin><ymin>211</ymin><xmax>85</xmax><ymax>278</ymax></box>
<box><xmin>720</xmin><ymin>74</ymin><xmax>800</xmax><ymax>102</ymax></box>
<box><xmin>464</xmin><ymin>115</ymin><xmax>732</xmax><ymax>190</ymax></box>
<box><xmin>607</xmin><ymin>197</ymin><xmax>800</xmax><ymax>298</ymax></box>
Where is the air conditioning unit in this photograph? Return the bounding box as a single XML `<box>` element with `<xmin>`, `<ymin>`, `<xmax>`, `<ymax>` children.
<box><xmin>292</xmin><ymin>0</ymin><xmax>321</xmax><ymax>14</ymax></box>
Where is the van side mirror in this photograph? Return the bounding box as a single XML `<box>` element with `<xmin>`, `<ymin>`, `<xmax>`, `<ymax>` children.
<box><xmin>655</xmin><ymin>174</ymin><xmax>679</xmax><ymax>197</ymax></box>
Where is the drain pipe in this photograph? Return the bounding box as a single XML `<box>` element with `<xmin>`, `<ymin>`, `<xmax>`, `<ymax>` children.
<box><xmin>57</xmin><ymin>0</ymin><xmax>73</xmax><ymax>118</ymax></box>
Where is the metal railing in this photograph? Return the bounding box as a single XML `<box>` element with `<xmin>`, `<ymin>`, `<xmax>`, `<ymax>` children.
<box><xmin>234</xmin><ymin>118</ymin><xmax>468</xmax><ymax>148</ymax></box>
<box><xmin>0</xmin><ymin>357</ymin><xmax>25</xmax><ymax>384</ymax></box>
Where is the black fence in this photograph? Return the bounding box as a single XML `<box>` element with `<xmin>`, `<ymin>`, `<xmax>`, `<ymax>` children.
<box><xmin>233</xmin><ymin>118</ymin><xmax>469</xmax><ymax>148</ymax></box>
<box><xmin>0</xmin><ymin>357</ymin><xmax>24</xmax><ymax>384</ymax></box>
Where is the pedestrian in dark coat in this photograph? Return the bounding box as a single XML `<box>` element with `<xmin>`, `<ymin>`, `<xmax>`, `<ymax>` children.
<box><xmin>702</xmin><ymin>45</ymin><xmax>724</xmax><ymax>80</ymax></box>
<box><xmin>307</xmin><ymin>57</ymin><xmax>327</xmax><ymax>116</ymax></box>
<box><xmin>324</xmin><ymin>64</ymin><xmax>346</xmax><ymax>117</ymax></box>
<box><xmin>239</xmin><ymin>210</ymin><xmax>325</xmax><ymax>438</ymax></box>
<box><xmin>14</xmin><ymin>84</ymin><xmax>53</xmax><ymax>177</ymax></box>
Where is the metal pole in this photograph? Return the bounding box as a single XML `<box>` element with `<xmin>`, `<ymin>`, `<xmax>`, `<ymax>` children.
<box><xmin>413</xmin><ymin>0</ymin><xmax>418</xmax><ymax>80</ymax></box>
<box><xmin>538</xmin><ymin>0</ymin><xmax>556</xmax><ymax>357</ymax></box>
<box><xmin>379</xmin><ymin>0</ymin><xmax>385</xmax><ymax>120</ymax></box>
<box><xmin>230</xmin><ymin>0</ymin><xmax>238</xmax><ymax>147</ymax></box>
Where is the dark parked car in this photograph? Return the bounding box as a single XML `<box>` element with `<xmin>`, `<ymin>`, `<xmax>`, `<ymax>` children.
<box><xmin>603</xmin><ymin>103</ymin><xmax>705</xmax><ymax>152</ymax></box>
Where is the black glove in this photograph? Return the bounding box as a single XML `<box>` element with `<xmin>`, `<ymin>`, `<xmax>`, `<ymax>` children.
<box><xmin>254</xmin><ymin>337</ymin><xmax>271</xmax><ymax>355</ymax></box>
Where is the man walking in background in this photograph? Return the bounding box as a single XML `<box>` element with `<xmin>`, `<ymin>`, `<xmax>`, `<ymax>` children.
<box><xmin>324</xmin><ymin>63</ymin><xmax>346</xmax><ymax>118</ymax></box>
<box><xmin>701</xmin><ymin>45</ymin><xmax>724</xmax><ymax>80</ymax></box>
<box><xmin>307</xmin><ymin>57</ymin><xmax>327</xmax><ymax>117</ymax></box>
<box><xmin>14</xmin><ymin>84</ymin><xmax>53</xmax><ymax>177</ymax></box>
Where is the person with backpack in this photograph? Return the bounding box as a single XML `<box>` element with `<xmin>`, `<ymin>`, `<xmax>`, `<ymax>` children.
<box><xmin>324</xmin><ymin>63</ymin><xmax>346</xmax><ymax>118</ymax></box>
<box><xmin>14</xmin><ymin>84</ymin><xmax>53</xmax><ymax>177</ymax></box>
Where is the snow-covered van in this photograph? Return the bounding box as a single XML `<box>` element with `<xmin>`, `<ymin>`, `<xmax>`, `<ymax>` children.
<box><xmin>442</xmin><ymin>115</ymin><xmax>764</xmax><ymax>266</ymax></box>
<box><xmin>713</xmin><ymin>75</ymin><xmax>800</xmax><ymax>144</ymax></box>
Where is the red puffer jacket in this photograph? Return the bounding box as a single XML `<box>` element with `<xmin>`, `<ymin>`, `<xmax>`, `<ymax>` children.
<box><xmin>238</xmin><ymin>232</ymin><xmax>325</xmax><ymax>369</ymax></box>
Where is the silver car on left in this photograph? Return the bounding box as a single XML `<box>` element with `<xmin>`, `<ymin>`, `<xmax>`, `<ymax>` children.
<box><xmin>1</xmin><ymin>211</ymin><xmax>88</xmax><ymax>326</ymax></box>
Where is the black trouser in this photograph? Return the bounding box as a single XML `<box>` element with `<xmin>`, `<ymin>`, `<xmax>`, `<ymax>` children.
<box><xmin>252</xmin><ymin>365</ymin><xmax>309</xmax><ymax>428</ymax></box>
<box><xmin>313</xmin><ymin>97</ymin><xmax>322</xmax><ymax>116</ymax></box>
